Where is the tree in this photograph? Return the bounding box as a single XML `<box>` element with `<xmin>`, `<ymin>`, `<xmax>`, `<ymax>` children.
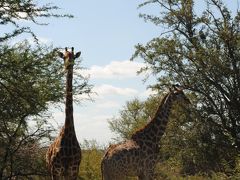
<box><xmin>0</xmin><ymin>42</ymin><xmax>92</xmax><ymax>179</ymax></box>
<box><xmin>0</xmin><ymin>1</ymin><xmax>87</xmax><ymax>179</ymax></box>
<box><xmin>79</xmin><ymin>140</ymin><xmax>104</xmax><ymax>180</ymax></box>
<box><xmin>132</xmin><ymin>0</ymin><xmax>240</xmax><ymax>152</ymax></box>
<box><xmin>109</xmin><ymin>97</ymin><xmax>160</xmax><ymax>141</ymax></box>
<box><xmin>109</xmin><ymin>93</ymin><xmax>239</xmax><ymax>177</ymax></box>
<box><xmin>0</xmin><ymin>0</ymin><xmax>72</xmax><ymax>42</ymax></box>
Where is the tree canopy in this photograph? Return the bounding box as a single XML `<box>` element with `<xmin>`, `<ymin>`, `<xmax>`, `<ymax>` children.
<box><xmin>0</xmin><ymin>0</ymin><xmax>72</xmax><ymax>42</ymax></box>
<box><xmin>109</xmin><ymin>93</ymin><xmax>239</xmax><ymax>177</ymax></box>
<box><xmin>108</xmin><ymin>0</ymin><xmax>240</xmax><ymax>178</ymax></box>
<box><xmin>132</xmin><ymin>0</ymin><xmax>240</xmax><ymax>151</ymax></box>
<box><xmin>0</xmin><ymin>1</ymin><xmax>91</xmax><ymax>179</ymax></box>
<box><xmin>0</xmin><ymin>42</ymin><xmax>91</xmax><ymax>179</ymax></box>
<box><xmin>109</xmin><ymin>97</ymin><xmax>160</xmax><ymax>140</ymax></box>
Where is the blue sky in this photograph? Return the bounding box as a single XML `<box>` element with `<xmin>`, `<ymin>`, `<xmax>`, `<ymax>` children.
<box><xmin>46</xmin><ymin>0</ymin><xmax>157</xmax><ymax>145</ymax></box>
<box><xmin>36</xmin><ymin>0</ymin><xmax>159</xmax><ymax>145</ymax></box>
<box><xmin>7</xmin><ymin>0</ymin><xmax>239</xmax><ymax>145</ymax></box>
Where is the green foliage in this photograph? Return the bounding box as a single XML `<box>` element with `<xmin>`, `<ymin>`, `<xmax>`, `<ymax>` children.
<box><xmin>160</xmin><ymin>101</ymin><xmax>238</xmax><ymax>175</ymax></box>
<box><xmin>0</xmin><ymin>42</ymin><xmax>61</xmax><ymax>178</ymax></box>
<box><xmin>78</xmin><ymin>140</ymin><xmax>142</xmax><ymax>180</ymax></box>
<box><xmin>0</xmin><ymin>0</ymin><xmax>73</xmax><ymax>42</ymax></box>
<box><xmin>127</xmin><ymin>0</ymin><xmax>240</xmax><ymax>176</ymax></box>
<box><xmin>109</xmin><ymin>92</ymin><xmax>238</xmax><ymax>178</ymax></box>
<box><xmin>0</xmin><ymin>1</ymin><xmax>90</xmax><ymax>179</ymax></box>
<box><xmin>79</xmin><ymin>140</ymin><xmax>104</xmax><ymax>180</ymax></box>
<box><xmin>132</xmin><ymin>0</ymin><xmax>240</xmax><ymax>151</ymax></box>
<box><xmin>0</xmin><ymin>42</ymin><xmax>92</xmax><ymax>179</ymax></box>
<box><xmin>109</xmin><ymin>96</ymin><xmax>160</xmax><ymax>141</ymax></box>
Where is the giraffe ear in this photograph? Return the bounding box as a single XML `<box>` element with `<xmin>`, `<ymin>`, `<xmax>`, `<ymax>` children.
<box><xmin>58</xmin><ymin>52</ymin><xmax>64</xmax><ymax>59</ymax></box>
<box><xmin>75</xmin><ymin>51</ymin><xmax>81</xmax><ymax>59</ymax></box>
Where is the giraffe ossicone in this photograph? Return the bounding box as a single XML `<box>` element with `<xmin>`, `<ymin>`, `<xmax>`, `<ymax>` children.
<box><xmin>101</xmin><ymin>85</ymin><xmax>190</xmax><ymax>180</ymax></box>
<box><xmin>46</xmin><ymin>47</ymin><xmax>81</xmax><ymax>180</ymax></box>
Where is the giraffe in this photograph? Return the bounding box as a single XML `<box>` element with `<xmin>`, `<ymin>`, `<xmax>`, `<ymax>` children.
<box><xmin>101</xmin><ymin>85</ymin><xmax>190</xmax><ymax>180</ymax></box>
<box><xmin>46</xmin><ymin>47</ymin><xmax>81</xmax><ymax>180</ymax></box>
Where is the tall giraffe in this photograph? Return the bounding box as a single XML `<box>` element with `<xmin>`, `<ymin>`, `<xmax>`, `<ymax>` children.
<box><xmin>46</xmin><ymin>47</ymin><xmax>81</xmax><ymax>180</ymax></box>
<box><xmin>101</xmin><ymin>85</ymin><xmax>190</xmax><ymax>180</ymax></box>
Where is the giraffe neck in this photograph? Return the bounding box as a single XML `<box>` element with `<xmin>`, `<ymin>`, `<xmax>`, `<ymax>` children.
<box><xmin>131</xmin><ymin>92</ymin><xmax>174</xmax><ymax>145</ymax></box>
<box><xmin>64</xmin><ymin>65</ymin><xmax>75</xmax><ymax>134</ymax></box>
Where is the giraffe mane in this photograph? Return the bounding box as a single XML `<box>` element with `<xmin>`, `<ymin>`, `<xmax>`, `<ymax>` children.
<box><xmin>131</xmin><ymin>91</ymin><xmax>170</xmax><ymax>138</ymax></box>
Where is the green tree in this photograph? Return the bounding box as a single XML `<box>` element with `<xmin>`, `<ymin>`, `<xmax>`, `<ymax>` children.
<box><xmin>132</xmin><ymin>0</ymin><xmax>240</xmax><ymax>153</ymax></box>
<box><xmin>126</xmin><ymin>0</ymin><xmax>240</xmax><ymax>176</ymax></box>
<box><xmin>109</xmin><ymin>96</ymin><xmax>160</xmax><ymax>141</ymax></box>
<box><xmin>0</xmin><ymin>42</ymin><xmax>92</xmax><ymax>179</ymax></box>
<box><xmin>79</xmin><ymin>140</ymin><xmax>104</xmax><ymax>180</ymax></box>
<box><xmin>0</xmin><ymin>1</ymin><xmax>86</xmax><ymax>179</ymax></box>
<box><xmin>0</xmin><ymin>0</ymin><xmax>72</xmax><ymax>42</ymax></box>
<box><xmin>109</xmin><ymin>94</ymin><xmax>238</xmax><ymax>177</ymax></box>
<box><xmin>105</xmin><ymin>0</ymin><xmax>240</xmax><ymax>177</ymax></box>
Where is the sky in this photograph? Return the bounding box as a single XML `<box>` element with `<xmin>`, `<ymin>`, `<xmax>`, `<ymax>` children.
<box><xmin>34</xmin><ymin>0</ymin><xmax>160</xmax><ymax>145</ymax></box>
<box><xmin>6</xmin><ymin>0</ymin><xmax>239</xmax><ymax>145</ymax></box>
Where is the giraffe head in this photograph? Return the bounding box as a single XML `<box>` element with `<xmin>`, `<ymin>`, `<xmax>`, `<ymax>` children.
<box><xmin>58</xmin><ymin>47</ymin><xmax>81</xmax><ymax>69</ymax></box>
<box><xmin>169</xmin><ymin>84</ymin><xmax>191</xmax><ymax>104</ymax></box>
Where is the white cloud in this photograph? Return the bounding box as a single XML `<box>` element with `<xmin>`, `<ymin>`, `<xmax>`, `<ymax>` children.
<box><xmin>95</xmin><ymin>100</ymin><xmax>120</xmax><ymax>109</ymax></box>
<box><xmin>75</xmin><ymin>84</ymin><xmax>139</xmax><ymax>101</ymax></box>
<box><xmin>48</xmin><ymin>60</ymin><xmax>151</xmax><ymax>144</ymax></box>
<box><xmin>50</xmin><ymin>111</ymin><xmax>115</xmax><ymax>145</ymax></box>
<box><xmin>94</xmin><ymin>84</ymin><xmax>138</xmax><ymax>97</ymax></box>
<box><xmin>82</xmin><ymin>60</ymin><xmax>145</xmax><ymax>79</ymax></box>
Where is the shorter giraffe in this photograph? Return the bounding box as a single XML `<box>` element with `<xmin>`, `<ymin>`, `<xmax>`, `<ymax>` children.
<box><xmin>101</xmin><ymin>85</ymin><xmax>190</xmax><ymax>180</ymax></box>
<box><xmin>46</xmin><ymin>47</ymin><xmax>81</xmax><ymax>180</ymax></box>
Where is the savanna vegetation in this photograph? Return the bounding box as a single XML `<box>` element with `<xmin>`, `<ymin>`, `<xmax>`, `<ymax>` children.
<box><xmin>0</xmin><ymin>0</ymin><xmax>91</xmax><ymax>179</ymax></box>
<box><xmin>0</xmin><ymin>0</ymin><xmax>239</xmax><ymax>179</ymax></box>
